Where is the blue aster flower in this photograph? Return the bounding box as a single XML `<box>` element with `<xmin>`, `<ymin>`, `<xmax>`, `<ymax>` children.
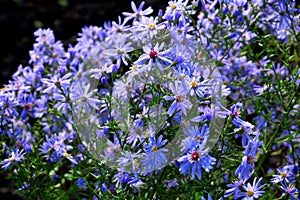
<box><xmin>33</xmin><ymin>96</ymin><xmax>48</xmax><ymax>118</ymax></box>
<box><xmin>92</xmin><ymin>195</ymin><xmax>98</xmax><ymax>200</ymax></box>
<box><xmin>279</xmin><ymin>183</ymin><xmax>298</xmax><ymax>200</ymax></box>
<box><xmin>20</xmin><ymin>93</ymin><xmax>35</xmax><ymax>118</ymax></box>
<box><xmin>1</xmin><ymin>148</ymin><xmax>25</xmax><ymax>170</ymax></box>
<box><xmin>76</xmin><ymin>178</ymin><xmax>87</xmax><ymax>190</ymax></box>
<box><xmin>62</xmin><ymin>151</ymin><xmax>78</xmax><ymax>165</ymax></box>
<box><xmin>33</xmin><ymin>28</ymin><xmax>55</xmax><ymax>44</ymax></box>
<box><xmin>186</xmin><ymin>75</ymin><xmax>210</xmax><ymax>98</ymax></box>
<box><xmin>52</xmin><ymin>174</ymin><xmax>58</xmax><ymax>182</ymax></box>
<box><xmin>177</xmin><ymin>141</ymin><xmax>216</xmax><ymax>180</ymax></box>
<box><xmin>191</xmin><ymin>106</ymin><xmax>214</xmax><ymax>123</ymax></box>
<box><xmin>271</xmin><ymin>164</ymin><xmax>295</xmax><ymax>184</ymax></box>
<box><xmin>182</xmin><ymin>124</ymin><xmax>209</xmax><ymax>151</ymax></box>
<box><xmin>225</xmin><ymin>179</ymin><xmax>245</xmax><ymax>199</ymax></box>
<box><xmin>103</xmin><ymin>33</ymin><xmax>134</xmax><ymax>66</ymax></box>
<box><xmin>70</xmin><ymin>83</ymin><xmax>102</xmax><ymax>114</ymax></box>
<box><xmin>30</xmin><ymin>28</ymin><xmax>66</xmax><ymax>66</ymax></box>
<box><xmin>215</xmin><ymin>102</ymin><xmax>243</xmax><ymax>118</ymax></box>
<box><xmin>164</xmin><ymin>81</ymin><xmax>192</xmax><ymax>116</ymax></box>
<box><xmin>132</xmin><ymin>16</ymin><xmax>165</xmax><ymax>38</ymax></box>
<box><xmin>164</xmin><ymin>178</ymin><xmax>179</xmax><ymax>189</ymax></box>
<box><xmin>127</xmin><ymin>119</ymin><xmax>154</xmax><ymax>148</ymax></box>
<box><xmin>232</xmin><ymin>117</ymin><xmax>255</xmax><ymax>146</ymax></box>
<box><xmin>100</xmin><ymin>183</ymin><xmax>108</xmax><ymax>192</ymax></box>
<box><xmin>122</xmin><ymin>1</ymin><xmax>153</xmax><ymax>22</ymax></box>
<box><xmin>0</xmin><ymin>93</ymin><xmax>19</xmax><ymax>117</ymax></box>
<box><xmin>114</xmin><ymin>172</ymin><xmax>133</xmax><ymax>188</ymax></box>
<box><xmin>163</xmin><ymin>0</ymin><xmax>191</xmax><ymax>22</ymax></box>
<box><xmin>134</xmin><ymin>43</ymin><xmax>172</xmax><ymax>71</ymax></box>
<box><xmin>240</xmin><ymin>177</ymin><xmax>266</xmax><ymax>200</ymax></box>
<box><xmin>40</xmin><ymin>133</ymin><xmax>73</xmax><ymax>163</ymax></box>
<box><xmin>235</xmin><ymin>135</ymin><xmax>262</xmax><ymax>180</ymax></box>
<box><xmin>42</xmin><ymin>72</ymin><xmax>72</xmax><ymax>94</ymax></box>
<box><xmin>269</xmin><ymin>0</ymin><xmax>295</xmax><ymax>29</ymax></box>
<box><xmin>53</xmin><ymin>91</ymin><xmax>71</xmax><ymax>115</ymax></box>
<box><xmin>141</xmin><ymin>135</ymin><xmax>168</xmax><ymax>174</ymax></box>
<box><xmin>224</xmin><ymin>172</ymin><xmax>253</xmax><ymax>199</ymax></box>
<box><xmin>104</xmin><ymin>15</ymin><xmax>130</xmax><ymax>34</ymax></box>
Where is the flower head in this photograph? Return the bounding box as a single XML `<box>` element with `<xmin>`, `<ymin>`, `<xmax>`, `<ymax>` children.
<box><xmin>164</xmin><ymin>81</ymin><xmax>192</xmax><ymax>116</ymax></box>
<box><xmin>76</xmin><ymin>178</ymin><xmax>87</xmax><ymax>190</ymax></box>
<box><xmin>177</xmin><ymin>140</ymin><xmax>216</xmax><ymax>180</ymax></box>
<box><xmin>271</xmin><ymin>165</ymin><xmax>295</xmax><ymax>184</ymax></box>
<box><xmin>240</xmin><ymin>177</ymin><xmax>266</xmax><ymax>200</ymax></box>
<box><xmin>142</xmin><ymin>135</ymin><xmax>168</xmax><ymax>174</ymax></box>
<box><xmin>134</xmin><ymin>43</ymin><xmax>172</xmax><ymax>71</ymax></box>
<box><xmin>1</xmin><ymin>148</ymin><xmax>25</xmax><ymax>170</ymax></box>
<box><xmin>122</xmin><ymin>1</ymin><xmax>153</xmax><ymax>22</ymax></box>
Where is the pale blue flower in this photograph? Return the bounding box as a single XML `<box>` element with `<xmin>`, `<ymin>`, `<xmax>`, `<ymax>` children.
<box><xmin>134</xmin><ymin>43</ymin><xmax>172</xmax><ymax>71</ymax></box>
<box><xmin>164</xmin><ymin>81</ymin><xmax>192</xmax><ymax>116</ymax></box>
<box><xmin>122</xmin><ymin>1</ymin><xmax>153</xmax><ymax>22</ymax></box>
<box><xmin>240</xmin><ymin>177</ymin><xmax>266</xmax><ymax>200</ymax></box>
<box><xmin>1</xmin><ymin>148</ymin><xmax>25</xmax><ymax>170</ymax></box>
<box><xmin>142</xmin><ymin>135</ymin><xmax>168</xmax><ymax>174</ymax></box>
<box><xmin>70</xmin><ymin>83</ymin><xmax>102</xmax><ymax>114</ymax></box>
<box><xmin>178</xmin><ymin>141</ymin><xmax>216</xmax><ymax>180</ymax></box>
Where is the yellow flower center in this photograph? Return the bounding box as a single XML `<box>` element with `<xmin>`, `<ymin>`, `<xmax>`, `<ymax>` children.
<box><xmin>247</xmin><ymin>189</ymin><xmax>254</xmax><ymax>196</ymax></box>
<box><xmin>144</xmin><ymin>130</ymin><xmax>150</xmax><ymax>138</ymax></box>
<box><xmin>170</xmin><ymin>4</ymin><xmax>177</xmax><ymax>10</ymax></box>
<box><xmin>196</xmin><ymin>136</ymin><xmax>203</xmax><ymax>142</ymax></box>
<box><xmin>190</xmin><ymin>81</ymin><xmax>198</xmax><ymax>88</ymax></box>
<box><xmin>1</xmin><ymin>87</ymin><xmax>8</xmax><ymax>92</ymax></box>
<box><xmin>131</xmin><ymin>65</ymin><xmax>138</xmax><ymax>70</ymax></box>
<box><xmin>180</xmin><ymin>73</ymin><xmax>185</xmax><ymax>79</ymax></box>
<box><xmin>63</xmin><ymin>152</ymin><xmax>70</xmax><ymax>157</ymax></box>
<box><xmin>16</xmin><ymin>121</ymin><xmax>23</xmax><ymax>127</ymax></box>
<box><xmin>148</xmin><ymin>23</ymin><xmax>156</xmax><ymax>30</ymax></box>
<box><xmin>281</xmin><ymin>171</ymin><xmax>287</xmax><ymax>178</ymax></box>
<box><xmin>152</xmin><ymin>145</ymin><xmax>158</xmax><ymax>152</ymax></box>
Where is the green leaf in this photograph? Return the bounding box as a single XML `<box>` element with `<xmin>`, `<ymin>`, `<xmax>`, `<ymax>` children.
<box><xmin>275</xmin><ymin>134</ymin><xmax>294</xmax><ymax>144</ymax></box>
<box><xmin>292</xmin><ymin>65</ymin><xmax>299</xmax><ymax>76</ymax></box>
<box><xmin>195</xmin><ymin>192</ymin><xmax>201</xmax><ymax>199</ymax></box>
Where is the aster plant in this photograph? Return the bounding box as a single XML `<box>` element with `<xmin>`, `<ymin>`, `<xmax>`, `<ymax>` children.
<box><xmin>0</xmin><ymin>0</ymin><xmax>300</xmax><ymax>199</ymax></box>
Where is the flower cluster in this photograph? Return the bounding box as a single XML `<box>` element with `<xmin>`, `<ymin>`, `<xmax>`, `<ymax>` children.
<box><xmin>0</xmin><ymin>0</ymin><xmax>299</xmax><ymax>199</ymax></box>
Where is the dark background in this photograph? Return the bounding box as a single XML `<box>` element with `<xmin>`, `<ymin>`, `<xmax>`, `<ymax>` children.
<box><xmin>0</xmin><ymin>0</ymin><xmax>167</xmax><ymax>87</ymax></box>
<box><xmin>0</xmin><ymin>0</ymin><xmax>167</xmax><ymax>198</ymax></box>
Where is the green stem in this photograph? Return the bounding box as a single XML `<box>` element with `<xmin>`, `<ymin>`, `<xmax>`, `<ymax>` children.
<box><xmin>256</xmin><ymin>90</ymin><xmax>298</xmax><ymax>174</ymax></box>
